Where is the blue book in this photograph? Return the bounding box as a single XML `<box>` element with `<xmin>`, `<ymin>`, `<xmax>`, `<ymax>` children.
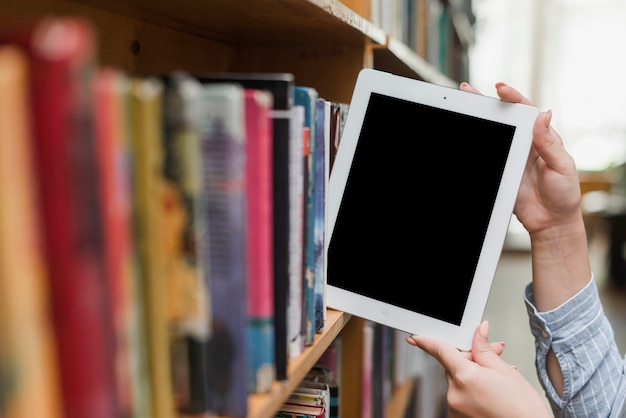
<box><xmin>294</xmin><ymin>86</ymin><xmax>318</xmax><ymax>346</ymax></box>
<box><xmin>313</xmin><ymin>98</ymin><xmax>329</xmax><ymax>333</ymax></box>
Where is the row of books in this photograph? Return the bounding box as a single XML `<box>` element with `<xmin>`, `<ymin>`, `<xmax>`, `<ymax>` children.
<box><xmin>362</xmin><ymin>322</ymin><xmax>448</xmax><ymax>418</ymax></box>
<box><xmin>0</xmin><ymin>16</ymin><xmax>350</xmax><ymax>418</ymax></box>
<box><xmin>274</xmin><ymin>365</ymin><xmax>338</xmax><ymax>418</ymax></box>
<box><xmin>368</xmin><ymin>0</ymin><xmax>475</xmax><ymax>80</ymax></box>
<box><xmin>297</xmin><ymin>321</ymin><xmax>445</xmax><ymax>418</ymax></box>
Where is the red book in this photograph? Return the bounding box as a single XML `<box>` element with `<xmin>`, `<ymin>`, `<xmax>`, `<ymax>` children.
<box><xmin>93</xmin><ymin>67</ymin><xmax>137</xmax><ymax>417</ymax></box>
<box><xmin>1</xmin><ymin>17</ymin><xmax>119</xmax><ymax>418</ymax></box>
<box><xmin>244</xmin><ymin>88</ymin><xmax>276</xmax><ymax>393</ymax></box>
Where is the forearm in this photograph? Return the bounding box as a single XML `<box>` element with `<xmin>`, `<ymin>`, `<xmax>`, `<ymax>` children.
<box><xmin>527</xmin><ymin>212</ymin><xmax>592</xmax><ymax>395</ymax></box>
<box><xmin>529</xmin><ymin>214</ymin><xmax>591</xmax><ymax>312</ymax></box>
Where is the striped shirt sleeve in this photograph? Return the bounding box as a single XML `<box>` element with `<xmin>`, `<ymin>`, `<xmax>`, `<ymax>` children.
<box><xmin>525</xmin><ymin>275</ymin><xmax>626</xmax><ymax>417</ymax></box>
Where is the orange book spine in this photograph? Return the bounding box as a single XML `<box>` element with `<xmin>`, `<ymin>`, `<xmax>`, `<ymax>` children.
<box><xmin>0</xmin><ymin>44</ymin><xmax>63</xmax><ymax>418</ymax></box>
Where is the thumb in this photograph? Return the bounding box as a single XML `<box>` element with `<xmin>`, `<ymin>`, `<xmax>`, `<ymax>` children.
<box><xmin>471</xmin><ymin>321</ymin><xmax>509</xmax><ymax>369</ymax></box>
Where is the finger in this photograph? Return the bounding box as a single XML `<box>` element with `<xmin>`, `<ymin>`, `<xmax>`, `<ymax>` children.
<box><xmin>459</xmin><ymin>341</ymin><xmax>504</xmax><ymax>361</ymax></box>
<box><xmin>491</xmin><ymin>341</ymin><xmax>506</xmax><ymax>356</ymax></box>
<box><xmin>494</xmin><ymin>82</ymin><xmax>535</xmax><ymax>107</ymax></box>
<box><xmin>408</xmin><ymin>334</ymin><xmax>467</xmax><ymax>375</ymax></box>
<box><xmin>461</xmin><ymin>341</ymin><xmax>506</xmax><ymax>359</ymax></box>
<box><xmin>470</xmin><ymin>321</ymin><xmax>514</xmax><ymax>371</ymax></box>
<box><xmin>459</xmin><ymin>81</ymin><xmax>482</xmax><ymax>95</ymax></box>
<box><xmin>406</xmin><ymin>333</ymin><xmax>505</xmax><ymax>355</ymax></box>
<box><xmin>532</xmin><ymin>110</ymin><xmax>575</xmax><ymax>174</ymax></box>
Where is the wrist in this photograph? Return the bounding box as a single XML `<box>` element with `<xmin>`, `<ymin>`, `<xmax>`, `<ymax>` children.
<box><xmin>528</xmin><ymin>215</ymin><xmax>588</xmax><ymax>252</ymax></box>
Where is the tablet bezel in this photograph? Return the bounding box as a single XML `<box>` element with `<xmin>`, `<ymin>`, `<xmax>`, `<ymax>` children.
<box><xmin>325</xmin><ymin>69</ymin><xmax>538</xmax><ymax>350</ymax></box>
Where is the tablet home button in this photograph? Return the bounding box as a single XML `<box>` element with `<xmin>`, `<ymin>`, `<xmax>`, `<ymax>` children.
<box><xmin>380</xmin><ymin>309</ymin><xmax>389</xmax><ymax>319</ymax></box>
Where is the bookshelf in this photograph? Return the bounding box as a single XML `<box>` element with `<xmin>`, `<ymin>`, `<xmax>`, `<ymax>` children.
<box><xmin>1</xmin><ymin>0</ymin><xmax>474</xmax><ymax>417</ymax></box>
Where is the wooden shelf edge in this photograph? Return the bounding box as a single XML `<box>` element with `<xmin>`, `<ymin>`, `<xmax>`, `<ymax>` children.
<box><xmin>307</xmin><ymin>0</ymin><xmax>387</xmax><ymax>45</ymax></box>
<box><xmin>245</xmin><ymin>309</ymin><xmax>352</xmax><ymax>418</ymax></box>
<box><xmin>385</xmin><ymin>37</ymin><xmax>456</xmax><ymax>87</ymax></box>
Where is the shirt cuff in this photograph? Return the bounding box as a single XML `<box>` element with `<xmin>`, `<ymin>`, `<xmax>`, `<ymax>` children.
<box><xmin>524</xmin><ymin>274</ymin><xmax>601</xmax><ymax>356</ymax></box>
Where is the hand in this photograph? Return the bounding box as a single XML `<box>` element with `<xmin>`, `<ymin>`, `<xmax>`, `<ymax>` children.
<box><xmin>460</xmin><ymin>82</ymin><xmax>591</xmax><ymax>317</ymax></box>
<box><xmin>460</xmin><ymin>82</ymin><xmax>582</xmax><ymax>236</ymax></box>
<box><xmin>407</xmin><ymin>321</ymin><xmax>552</xmax><ymax>418</ymax></box>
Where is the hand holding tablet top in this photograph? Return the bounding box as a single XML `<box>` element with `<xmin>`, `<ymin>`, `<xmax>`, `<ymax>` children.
<box><xmin>325</xmin><ymin>69</ymin><xmax>539</xmax><ymax>350</ymax></box>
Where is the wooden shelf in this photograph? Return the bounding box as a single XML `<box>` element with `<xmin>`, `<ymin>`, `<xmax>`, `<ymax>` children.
<box><xmin>244</xmin><ymin>309</ymin><xmax>351</xmax><ymax>418</ymax></box>
<box><xmin>374</xmin><ymin>37</ymin><xmax>456</xmax><ymax>87</ymax></box>
<box><xmin>1</xmin><ymin>1</ymin><xmax>471</xmax><ymax>416</ymax></box>
<box><xmin>4</xmin><ymin>0</ymin><xmax>458</xmax><ymax>103</ymax></box>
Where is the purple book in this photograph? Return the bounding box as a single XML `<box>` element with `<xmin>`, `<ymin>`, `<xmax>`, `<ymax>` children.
<box><xmin>200</xmin><ymin>83</ymin><xmax>249</xmax><ymax>417</ymax></box>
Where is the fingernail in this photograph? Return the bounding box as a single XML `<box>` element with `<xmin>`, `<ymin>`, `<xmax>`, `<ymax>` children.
<box><xmin>495</xmin><ymin>82</ymin><xmax>506</xmax><ymax>89</ymax></box>
<box><xmin>479</xmin><ymin>320</ymin><xmax>489</xmax><ymax>338</ymax></box>
<box><xmin>405</xmin><ymin>336</ymin><xmax>417</xmax><ymax>346</ymax></box>
<box><xmin>460</xmin><ymin>82</ymin><xmax>469</xmax><ymax>89</ymax></box>
<box><xmin>499</xmin><ymin>341</ymin><xmax>506</xmax><ymax>348</ymax></box>
<box><xmin>545</xmin><ymin>109</ymin><xmax>553</xmax><ymax>128</ymax></box>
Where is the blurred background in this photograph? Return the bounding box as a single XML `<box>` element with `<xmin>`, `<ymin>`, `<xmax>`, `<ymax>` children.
<box><xmin>471</xmin><ymin>0</ymin><xmax>626</xmax><ymax>172</ymax></box>
<box><xmin>470</xmin><ymin>0</ymin><xmax>626</xmax><ymax>404</ymax></box>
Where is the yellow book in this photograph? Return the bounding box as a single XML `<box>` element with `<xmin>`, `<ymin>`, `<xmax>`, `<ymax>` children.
<box><xmin>0</xmin><ymin>44</ymin><xmax>63</xmax><ymax>418</ymax></box>
<box><xmin>129</xmin><ymin>76</ymin><xmax>175</xmax><ymax>418</ymax></box>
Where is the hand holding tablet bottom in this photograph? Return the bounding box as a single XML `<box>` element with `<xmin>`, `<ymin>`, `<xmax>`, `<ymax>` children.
<box><xmin>325</xmin><ymin>69</ymin><xmax>538</xmax><ymax>350</ymax></box>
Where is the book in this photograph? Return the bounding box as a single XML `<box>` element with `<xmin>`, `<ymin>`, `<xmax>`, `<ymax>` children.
<box><xmin>361</xmin><ymin>321</ymin><xmax>374</xmax><ymax>418</ymax></box>
<box><xmin>426</xmin><ymin>0</ymin><xmax>443</xmax><ymax>70</ymax></box>
<box><xmin>244</xmin><ymin>88</ymin><xmax>276</xmax><ymax>393</ymax></box>
<box><xmin>201</xmin><ymin>82</ymin><xmax>249</xmax><ymax>417</ymax></box>
<box><xmin>287</xmin><ymin>104</ymin><xmax>305</xmax><ymax>359</ymax></box>
<box><xmin>277</xmin><ymin>403</ymin><xmax>325</xmax><ymax>418</ymax></box>
<box><xmin>314</xmin><ymin>343</ymin><xmax>341</xmax><ymax>418</ymax></box>
<box><xmin>196</xmin><ymin>73</ymin><xmax>294</xmax><ymax>381</ymax></box>
<box><xmin>370</xmin><ymin>323</ymin><xmax>390</xmax><ymax>418</ymax></box>
<box><xmin>287</xmin><ymin>389</ymin><xmax>326</xmax><ymax>408</ymax></box>
<box><xmin>93</xmin><ymin>67</ymin><xmax>139</xmax><ymax>418</ymax></box>
<box><xmin>328</xmin><ymin>102</ymin><xmax>348</xmax><ymax>175</ymax></box>
<box><xmin>313</xmin><ymin>98</ymin><xmax>330</xmax><ymax>333</ymax></box>
<box><xmin>294</xmin><ymin>86</ymin><xmax>318</xmax><ymax>346</ymax></box>
<box><xmin>414</xmin><ymin>0</ymin><xmax>429</xmax><ymax>58</ymax></box>
<box><xmin>293</xmin><ymin>380</ymin><xmax>330</xmax><ymax>418</ymax></box>
<box><xmin>2</xmin><ymin>17</ymin><xmax>120</xmax><ymax>418</ymax></box>
<box><xmin>0</xmin><ymin>42</ymin><xmax>63</xmax><ymax>418</ymax></box>
<box><xmin>161</xmin><ymin>72</ymin><xmax>212</xmax><ymax>416</ymax></box>
<box><xmin>115</xmin><ymin>74</ymin><xmax>153</xmax><ymax>418</ymax></box>
<box><xmin>129</xmin><ymin>76</ymin><xmax>173</xmax><ymax>418</ymax></box>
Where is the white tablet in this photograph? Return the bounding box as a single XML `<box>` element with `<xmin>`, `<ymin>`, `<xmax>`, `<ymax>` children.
<box><xmin>326</xmin><ymin>69</ymin><xmax>538</xmax><ymax>350</ymax></box>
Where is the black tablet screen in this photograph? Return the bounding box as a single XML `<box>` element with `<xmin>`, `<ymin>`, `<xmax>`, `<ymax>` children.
<box><xmin>327</xmin><ymin>92</ymin><xmax>516</xmax><ymax>325</ymax></box>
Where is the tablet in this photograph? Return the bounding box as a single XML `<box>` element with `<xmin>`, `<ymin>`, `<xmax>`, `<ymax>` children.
<box><xmin>325</xmin><ymin>69</ymin><xmax>538</xmax><ymax>350</ymax></box>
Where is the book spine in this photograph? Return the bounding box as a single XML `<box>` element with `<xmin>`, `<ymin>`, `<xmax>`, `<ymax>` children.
<box><xmin>268</xmin><ymin>84</ymin><xmax>293</xmax><ymax>382</ymax></box>
<box><xmin>313</xmin><ymin>98</ymin><xmax>328</xmax><ymax>333</ymax></box>
<box><xmin>162</xmin><ymin>73</ymin><xmax>212</xmax><ymax>416</ymax></box>
<box><xmin>201</xmin><ymin>83</ymin><xmax>249</xmax><ymax>417</ymax></box>
<box><xmin>116</xmin><ymin>73</ymin><xmax>153</xmax><ymax>418</ymax></box>
<box><xmin>129</xmin><ymin>77</ymin><xmax>174</xmax><ymax>418</ymax></box>
<box><xmin>295</xmin><ymin>86</ymin><xmax>318</xmax><ymax>346</ymax></box>
<box><xmin>22</xmin><ymin>17</ymin><xmax>119</xmax><ymax>418</ymax></box>
<box><xmin>287</xmin><ymin>104</ymin><xmax>305</xmax><ymax>359</ymax></box>
<box><xmin>0</xmin><ymin>43</ymin><xmax>63</xmax><ymax>418</ymax></box>
<box><xmin>244</xmin><ymin>88</ymin><xmax>276</xmax><ymax>394</ymax></box>
<box><xmin>93</xmin><ymin>67</ymin><xmax>138</xmax><ymax>418</ymax></box>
